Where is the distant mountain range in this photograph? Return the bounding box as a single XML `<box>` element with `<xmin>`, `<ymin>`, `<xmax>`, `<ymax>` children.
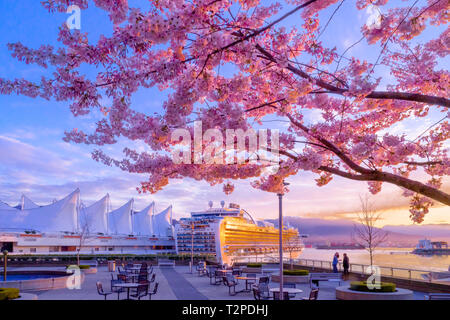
<box><xmin>266</xmin><ymin>217</ymin><xmax>450</xmax><ymax>247</ymax></box>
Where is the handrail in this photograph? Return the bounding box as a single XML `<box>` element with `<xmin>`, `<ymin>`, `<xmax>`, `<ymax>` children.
<box><xmin>295</xmin><ymin>258</ymin><xmax>445</xmax><ymax>282</ymax></box>
<box><xmin>231</xmin><ymin>256</ymin><xmax>448</xmax><ymax>283</ymax></box>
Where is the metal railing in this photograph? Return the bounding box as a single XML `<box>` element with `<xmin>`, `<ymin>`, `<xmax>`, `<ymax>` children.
<box><xmin>295</xmin><ymin>258</ymin><xmax>439</xmax><ymax>282</ymax></box>
<box><xmin>231</xmin><ymin>256</ymin><xmax>448</xmax><ymax>283</ymax></box>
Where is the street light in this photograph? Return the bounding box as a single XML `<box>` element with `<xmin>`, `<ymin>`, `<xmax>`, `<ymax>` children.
<box><xmin>190</xmin><ymin>221</ymin><xmax>194</xmax><ymax>274</ymax></box>
<box><xmin>2</xmin><ymin>250</ymin><xmax>8</xmax><ymax>282</ymax></box>
<box><xmin>277</xmin><ymin>181</ymin><xmax>289</xmax><ymax>300</ymax></box>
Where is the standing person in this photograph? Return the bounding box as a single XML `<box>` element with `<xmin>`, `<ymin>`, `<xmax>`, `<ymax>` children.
<box><xmin>332</xmin><ymin>252</ymin><xmax>340</xmax><ymax>273</ymax></box>
<box><xmin>343</xmin><ymin>253</ymin><xmax>350</xmax><ymax>279</ymax></box>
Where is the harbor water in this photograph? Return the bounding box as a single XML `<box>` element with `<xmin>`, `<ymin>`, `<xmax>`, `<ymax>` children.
<box><xmin>300</xmin><ymin>248</ymin><xmax>450</xmax><ymax>272</ymax></box>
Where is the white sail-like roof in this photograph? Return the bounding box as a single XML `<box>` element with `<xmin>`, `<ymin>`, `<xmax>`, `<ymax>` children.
<box><xmin>79</xmin><ymin>194</ymin><xmax>110</xmax><ymax>234</ymax></box>
<box><xmin>133</xmin><ymin>202</ymin><xmax>155</xmax><ymax>236</ymax></box>
<box><xmin>0</xmin><ymin>189</ymin><xmax>79</xmax><ymax>232</ymax></box>
<box><xmin>153</xmin><ymin>205</ymin><xmax>173</xmax><ymax>237</ymax></box>
<box><xmin>18</xmin><ymin>194</ymin><xmax>40</xmax><ymax>210</ymax></box>
<box><xmin>108</xmin><ymin>199</ymin><xmax>133</xmax><ymax>235</ymax></box>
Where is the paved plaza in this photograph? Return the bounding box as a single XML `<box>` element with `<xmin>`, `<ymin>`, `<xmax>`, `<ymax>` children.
<box><xmin>6</xmin><ymin>265</ymin><xmax>429</xmax><ymax>300</ymax></box>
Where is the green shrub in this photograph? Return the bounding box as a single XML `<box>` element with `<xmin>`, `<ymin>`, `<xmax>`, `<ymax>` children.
<box><xmin>283</xmin><ymin>269</ymin><xmax>309</xmax><ymax>276</ymax></box>
<box><xmin>66</xmin><ymin>264</ymin><xmax>90</xmax><ymax>270</ymax></box>
<box><xmin>0</xmin><ymin>288</ymin><xmax>20</xmax><ymax>300</ymax></box>
<box><xmin>246</xmin><ymin>263</ymin><xmax>262</xmax><ymax>268</ymax></box>
<box><xmin>350</xmin><ymin>281</ymin><xmax>396</xmax><ymax>293</ymax></box>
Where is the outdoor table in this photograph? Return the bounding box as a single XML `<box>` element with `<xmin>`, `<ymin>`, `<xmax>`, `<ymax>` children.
<box><xmin>269</xmin><ymin>287</ymin><xmax>303</xmax><ymax>299</ymax></box>
<box><xmin>127</xmin><ymin>266</ymin><xmax>142</xmax><ymax>274</ymax></box>
<box><xmin>111</xmin><ymin>282</ymin><xmax>140</xmax><ymax>300</ymax></box>
<box><xmin>235</xmin><ymin>276</ymin><xmax>257</xmax><ymax>292</ymax></box>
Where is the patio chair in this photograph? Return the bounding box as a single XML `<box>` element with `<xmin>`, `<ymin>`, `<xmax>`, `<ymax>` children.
<box><xmin>246</xmin><ymin>273</ymin><xmax>257</xmax><ymax>287</ymax></box>
<box><xmin>130</xmin><ymin>282</ymin><xmax>149</xmax><ymax>300</ymax></box>
<box><xmin>213</xmin><ymin>270</ymin><xmax>223</xmax><ymax>285</ymax></box>
<box><xmin>117</xmin><ymin>273</ymin><xmax>130</xmax><ymax>283</ymax></box>
<box><xmin>223</xmin><ymin>275</ymin><xmax>238</xmax><ymax>296</ymax></box>
<box><xmin>149</xmin><ymin>273</ymin><xmax>156</xmax><ymax>284</ymax></box>
<box><xmin>117</xmin><ymin>266</ymin><xmax>127</xmax><ymax>275</ymax></box>
<box><xmin>257</xmin><ymin>283</ymin><xmax>271</xmax><ymax>300</ymax></box>
<box><xmin>232</xmin><ymin>268</ymin><xmax>242</xmax><ymax>276</ymax></box>
<box><xmin>148</xmin><ymin>282</ymin><xmax>159</xmax><ymax>300</ymax></box>
<box><xmin>137</xmin><ymin>274</ymin><xmax>148</xmax><ymax>282</ymax></box>
<box><xmin>258</xmin><ymin>276</ymin><xmax>270</xmax><ymax>284</ymax></box>
<box><xmin>205</xmin><ymin>268</ymin><xmax>216</xmax><ymax>285</ymax></box>
<box><xmin>273</xmin><ymin>291</ymin><xmax>290</xmax><ymax>300</ymax></box>
<box><xmin>302</xmin><ymin>288</ymin><xmax>319</xmax><ymax>300</ymax></box>
<box><xmin>252</xmin><ymin>287</ymin><xmax>271</xmax><ymax>300</ymax></box>
<box><xmin>96</xmin><ymin>281</ymin><xmax>112</xmax><ymax>300</ymax></box>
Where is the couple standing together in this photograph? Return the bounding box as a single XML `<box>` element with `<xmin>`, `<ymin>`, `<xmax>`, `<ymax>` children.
<box><xmin>332</xmin><ymin>252</ymin><xmax>349</xmax><ymax>278</ymax></box>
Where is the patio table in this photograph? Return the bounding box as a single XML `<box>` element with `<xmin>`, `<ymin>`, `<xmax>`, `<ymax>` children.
<box><xmin>127</xmin><ymin>266</ymin><xmax>142</xmax><ymax>274</ymax></box>
<box><xmin>111</xmin><ymin>282</ymin><xmax>140</xmax><ymax>300</ymax></box>
<box><xmin>269</xmin><ymin>287</ymin><xmax>303</xmax><ymax>299</ymax></box>
<box><xmin>235</xmin><ymin>276</ymin><xmax>257</xmax><ymax>292</ymax></box>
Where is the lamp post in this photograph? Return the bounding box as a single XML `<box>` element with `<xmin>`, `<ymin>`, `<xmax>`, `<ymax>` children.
<box><xmin>278</xmin><ymin>181</ymin><xmax>289</xmax><ymax>300</ymax></box>
<box><xmin>190</xmin><ymin>221</ymin><xmax>194</xmax><ymax>274</ymax></box>
<box><xmin>2</xmin><ymin>250</ymin><xmax>8</xmax><ymax>282</ymax></box>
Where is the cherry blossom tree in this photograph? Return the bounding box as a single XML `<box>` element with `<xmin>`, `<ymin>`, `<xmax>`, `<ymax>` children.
<box><xmin>0</xmin><ymin>0</ymin><xmax>448</xmax><ymax>223</ymax></box>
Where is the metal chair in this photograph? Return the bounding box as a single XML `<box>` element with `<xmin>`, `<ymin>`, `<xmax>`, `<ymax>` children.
<box><xmin>149</xmin><ymin>273</ymin><xmax>156</xmax><ymax>284</ymax></box>
<box><xmin>257</xmin><ymin>283</ymin><xmax>271</xmax><ymax>300</ymax></box>
<box><xmin>252</xmin><ymin>286</ymin><xmax>272</xmax><ymax>300</ymax></box>
<box><xmin>259</xmin><ymin>276</ymin><xmax>270</xmax><ymax>284</ymax></box>
<box><xmin>302</xmin><ymin>288</ymin><xmax>319</xmax><ymax>300</ymax></box>
<box><xmin>148</xmin><ymin>282</ymin><xmax>159</xmax><ymax>300</ymax></box>
<box><xmin>213</xmin><ymin>270</ymin><xmax>223</xmax><ymax>285</ymax></box>
<box><xmin>137</xmin><ymin>273</ymin><xmax>148</xmax><ymax>283</ymax></box>
<box><xmin>96</xmin><ymin>281</ymin><xmax>112</xmax><ymax>300</ymax></box>
<box><xmin>246</xmin><ymin>273</ymin><xmax>257</xmax><ymax>287</ymax></box>
<box><xmin>223</xmin><ymin>275</ymin><xmax>238</xmax><ymax>296</ymax></box>
<box><xmin>130</xmin><ymin>282</ymin><xmax>149</xmax><ymax>300</ymax></box>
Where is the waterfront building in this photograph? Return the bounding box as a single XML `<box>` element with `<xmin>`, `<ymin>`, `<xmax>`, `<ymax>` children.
<box><xmin>0</xmin><ymin>189</ymin><xmax>175</xmax><ymax>254</ymax></box>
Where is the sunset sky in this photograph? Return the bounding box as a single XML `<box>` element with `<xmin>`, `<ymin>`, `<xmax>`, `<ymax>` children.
<box><xmin>0</xmin><ymin>1</ymin><xmax>448</xmax><ymax>227</ymax></box>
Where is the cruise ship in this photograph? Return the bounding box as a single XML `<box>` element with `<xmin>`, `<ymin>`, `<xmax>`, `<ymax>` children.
<box><xmin>0</xmin><ymin>189</ymin><xmax>176</xmax><ymax>255</ymax></box>
<box><xmin>175</xmin><ymin>201</ymin><xmax>304</xmax><ymax>264</ymax></box>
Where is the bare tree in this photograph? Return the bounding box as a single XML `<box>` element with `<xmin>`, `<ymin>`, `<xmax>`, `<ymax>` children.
<box><xmin>76</xmin><ymin>204</ymin><xmax>91</xmax><ymax>266</ymax></box>
<box><xmin>352</xmin><ymin>195</ymin><xmax>389</xmax><ymax>268</ymax></box>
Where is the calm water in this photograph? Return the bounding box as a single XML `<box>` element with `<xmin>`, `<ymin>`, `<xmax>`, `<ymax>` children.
<box><xmin>0</xmin><ymin>274</ymin><xmax>61</xmax><ymax>282</ymax></box>
<box><xmin>299</xmin><ymin>248</ymin><xmax>450</xmax><ymax>272</ymax></box>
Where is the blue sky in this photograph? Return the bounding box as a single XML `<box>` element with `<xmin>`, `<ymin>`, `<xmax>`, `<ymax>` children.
<box><xmin>0</xmin><ymin>1</ymin><xmax>448</xmax><ymax>225</ymax></box>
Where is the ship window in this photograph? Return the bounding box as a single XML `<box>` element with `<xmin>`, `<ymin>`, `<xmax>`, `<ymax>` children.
<box><xmin>30</xmin><ymin>248</ymin><xmax>36</xmax><ymax>253</ymax></box>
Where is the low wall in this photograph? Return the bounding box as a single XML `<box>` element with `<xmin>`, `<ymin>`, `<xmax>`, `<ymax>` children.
<box><xmin>336</xmin><ymin>286</ymin><xmax>414</xmax><ymax>300</ymax></box>
<box><xmin>271</xmin><ymin>274</ymin><xmax>309</xmax><ymax>284</ymax></box>
<box><xmin>291</xmin><ymin>264</ymin><xmax>450</xmax><ymax>294</ymax></box>
<box><xmin>0</xmin><ymin>271</ymin><xmax>85</xmax><ymax>291</ymax></box>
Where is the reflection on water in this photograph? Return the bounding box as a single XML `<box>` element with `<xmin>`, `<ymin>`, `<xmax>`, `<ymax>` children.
<box><xmin>300</xmin><ymin>248</ymin><xmax>450</xmax><ymax>272</ymax></box>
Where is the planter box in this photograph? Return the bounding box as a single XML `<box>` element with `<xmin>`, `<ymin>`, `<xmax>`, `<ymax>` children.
<box><xmin>336</xmin><ymin>286</ymin><xmax>414</xmax><ymax>300</ymax></box>
<box><xmin>271</xmin><ymin>274</ymin><xmax>310</xmax><ymax>284</ymax></box>
<box><xmin>242</xmin><ymin>267</ymin><xmax>262</xmax><ymax>274</ymax></box>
